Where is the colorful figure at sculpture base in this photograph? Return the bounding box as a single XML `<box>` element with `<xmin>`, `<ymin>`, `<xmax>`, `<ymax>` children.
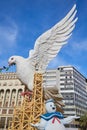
<box><xmin>30</xmin><ymin>99</ymin><xmax>79</xmax><ymax>130</ymax></box>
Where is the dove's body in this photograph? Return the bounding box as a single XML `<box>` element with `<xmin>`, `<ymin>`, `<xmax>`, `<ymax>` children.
<box><xmin>8</xmin><ymin>56</ymin><xmax>35</xmax><ymax>91</ymax></box>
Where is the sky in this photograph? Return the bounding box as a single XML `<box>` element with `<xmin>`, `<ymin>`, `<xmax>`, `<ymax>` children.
<box><xmin>0</xmin><ymin>0</ymin><xmax>87</xmax><ymax>77</ymax></box>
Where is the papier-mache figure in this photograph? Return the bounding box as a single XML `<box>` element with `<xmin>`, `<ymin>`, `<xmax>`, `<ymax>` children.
<box><xmin>30</xmin><ymin>99</ymin><xmax>79</xmax><ymax>130</ymax></box>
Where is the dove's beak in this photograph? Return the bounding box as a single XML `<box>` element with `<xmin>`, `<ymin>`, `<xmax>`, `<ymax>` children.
<box><xmin>8</xmin><ymin>62</ymin><xmax>11</xmax><ymax>66</ymax></box>
<box><xmin>8</xmin><ymin>61</ymin><xmax>15</xmax><ymax>66</ymax></box>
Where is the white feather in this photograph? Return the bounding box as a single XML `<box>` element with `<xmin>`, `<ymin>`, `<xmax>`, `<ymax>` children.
<box><xmin>29</xmin><ymin>4</ymin><xmax>78</xmax><ymax>71</ymax></box>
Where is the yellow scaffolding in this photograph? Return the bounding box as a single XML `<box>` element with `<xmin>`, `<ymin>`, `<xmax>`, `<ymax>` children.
<box><xmin>8</xmin><ymin>73</ymin><xmax>45</xmax><ymax>130</ymax></box>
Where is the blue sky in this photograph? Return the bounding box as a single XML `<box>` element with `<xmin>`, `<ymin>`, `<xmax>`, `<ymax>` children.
<box><xmin>0</xmin><ymin>0</ymin><xmax>87</xmax><ymax>77</ymax></box>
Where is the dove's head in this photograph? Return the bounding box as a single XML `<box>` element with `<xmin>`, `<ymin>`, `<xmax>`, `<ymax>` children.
<box><xmin>8</xmin><ymin>56</ymin><xmax>24</xmax><ymax>66</ymax></box>
<box><xmin>8</xmin><ymin>56</ymin><xmax>17</xmax><ymax>66</ymax></box>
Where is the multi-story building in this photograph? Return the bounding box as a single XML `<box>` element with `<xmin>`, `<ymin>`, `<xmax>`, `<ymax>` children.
<box><xmin>44</xmin><ymin>66</ymin><xmax>87</xmax><ymax>117</ymax></box>
<box><xmin>0</xmin><ymin>73</ymin><xmax>25</xmax><ymax>130</ymax></box>
<box><xmin>58</xmin><ymin>66</ymin><xmax>87</xmax><ymax>117</ymax></box>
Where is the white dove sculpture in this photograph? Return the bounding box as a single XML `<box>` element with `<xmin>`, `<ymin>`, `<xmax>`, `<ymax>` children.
<box><xmin>8</xmin><ymin>4</ymin><xmax>78</xmax><ymax>91</ymax></box>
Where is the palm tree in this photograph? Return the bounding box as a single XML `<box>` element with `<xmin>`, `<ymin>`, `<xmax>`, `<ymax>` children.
<box><xmin>80</xmin><ymin>112</ymin><xmax>87</xmax><ymax>130</ymax></box>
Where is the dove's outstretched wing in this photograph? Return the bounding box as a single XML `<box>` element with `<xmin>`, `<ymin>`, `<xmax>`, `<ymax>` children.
<box><xmin>29</xmin><ymin>4</ymin><xmax>78</xmax><ymax>71</ymax></box>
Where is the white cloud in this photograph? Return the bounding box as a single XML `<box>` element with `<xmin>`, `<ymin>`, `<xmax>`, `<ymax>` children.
<box><xmin>71</xmin><ymin>40</ymin><xmax>87</xmax><ymax>51</ymax></box>
<box><xmin>0</xmin><ymin>19</ymin><xmax>18</xmax><ymax>56</ymax></box>
<box><xmin>62</xmin><ymin>39</ymin><xmax>87</xmax><ymax>58</ymax></box>
<box><xmin>48</xmin><ymin>55</ymin><xmax>68</xmax><ymax>69</ymax></box>
<box><xmin>0</xmin><ymin>23</ymin><xmax>18</xmax><ymax>46</ymax></box>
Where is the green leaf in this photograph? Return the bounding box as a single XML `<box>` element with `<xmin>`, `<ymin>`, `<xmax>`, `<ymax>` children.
<box><xmin>6</xmin><ymin>67</ymin><xmax>10</xmax><ymax>71</ymax></box>
<box><xmin>0</xmin><ymin>69</ymin><xmax>2</xmax><ymax>72</ymax></box>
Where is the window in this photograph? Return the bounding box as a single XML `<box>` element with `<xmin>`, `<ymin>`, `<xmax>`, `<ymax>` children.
<box><xmin>4</xmin><ymin>102</ymin><xmax>8</xmax><ymax>107</ymax></box>
<box><xmin>2</xmin><ymin>109</ymin><xmax>7</xmax><ymax>114</ymax></box>
<box><xmin>0</xmin><ymin>102</ymin><xmax>2</xmax><ymax>107</ymax></box>
<box><xmin>3</xmin><ymin>82</ymin><xmax>7</xmax><ymax>86</ymax></box>
<box><xmin>8</xmin><ymin>109</ymin><xmax>13</xmax><ymax>114</ymax></box>
<box><xmin>6</xmin><ymin>117</ymin><xmax>12</xmax><ymax>128</ymax></box>
<box><xmin>0</xmin><ymin>117</ymin><xmax>6</xmax><ymax>128</ymax></box>
<box><xmin>9</xmin><ymin>82</ymin><xmax>13</xmax><ymax>86</ymax></box>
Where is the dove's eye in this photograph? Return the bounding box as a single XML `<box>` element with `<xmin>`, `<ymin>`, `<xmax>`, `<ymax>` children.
<box><xmin>11</xmin><ymin>58</ymin><xmax>14</xmax><ymax>60</ymax></box>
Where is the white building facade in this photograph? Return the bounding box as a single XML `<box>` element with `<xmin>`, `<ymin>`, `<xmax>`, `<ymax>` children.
<box><xmin>58</xmin><ymin>66</ymin><xmax>87</xmax><ymax>117</ymax></box>
<box><xmin>0</xmin><ymin>73</ymin><xmax>25</xmax><ymax>130</ymax></box>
